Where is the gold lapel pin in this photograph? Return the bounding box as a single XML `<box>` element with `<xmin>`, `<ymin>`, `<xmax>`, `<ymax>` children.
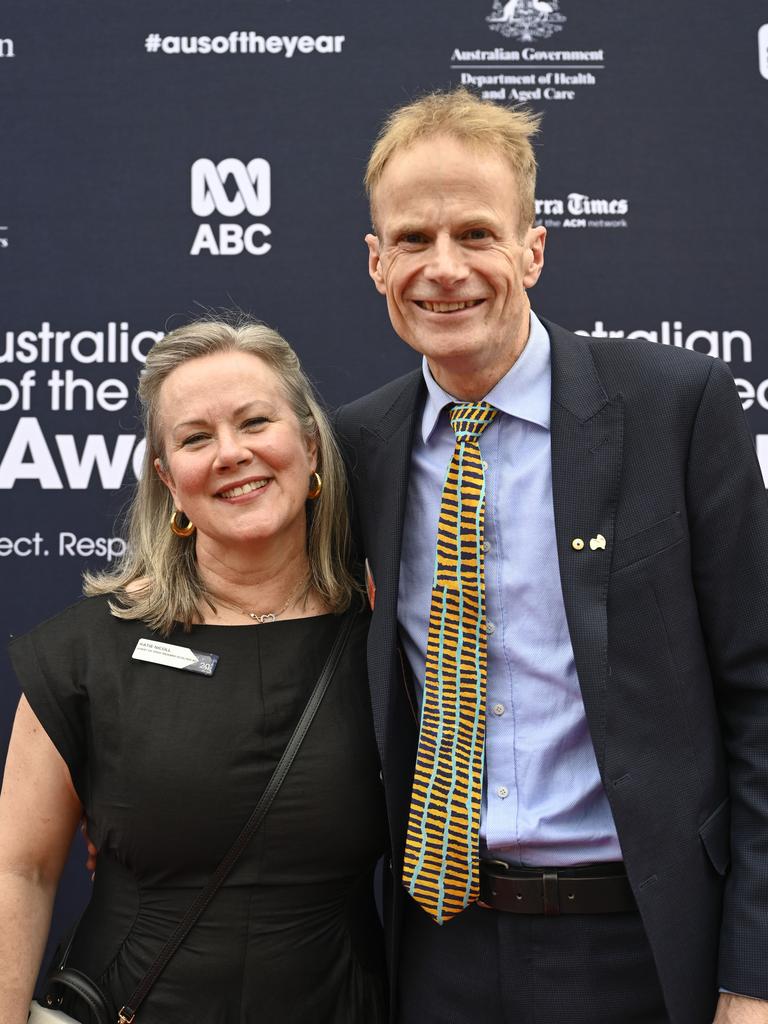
<box><xmin>589</xmin><ymin>534</ymin><xmax>606</xmax><ymax>551</ymax></box>
<box><xmin>572</xmin><ymin>538</ymin><xmax>585</xmax><ymax>551</ymax></box>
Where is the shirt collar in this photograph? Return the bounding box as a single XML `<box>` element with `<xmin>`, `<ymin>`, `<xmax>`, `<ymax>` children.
<box><xmin>420</xmin><ymin>310</ymin><xmax>552</xmax><ymax>443</ymax></box>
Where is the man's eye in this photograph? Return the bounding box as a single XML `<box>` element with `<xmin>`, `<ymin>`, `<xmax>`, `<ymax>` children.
<box><xmin>465</xmin><ymin>228</ymin><xmax>490</xmax><ymax>240</ymax></box>
<box><xmin>401</xmin><ymin>233</ymin><xmax>427</xmax><ymax>246</ymax></box>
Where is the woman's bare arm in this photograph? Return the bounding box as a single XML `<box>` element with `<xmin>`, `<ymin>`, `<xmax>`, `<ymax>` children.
<box><xmin>0</xmin><ymin>696</ymin><xmax>82</xmax><ymax>1024</ymax></box>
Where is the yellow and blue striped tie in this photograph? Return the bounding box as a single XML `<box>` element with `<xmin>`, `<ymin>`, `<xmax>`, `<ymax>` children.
<box><xmin>403</xmin><ymin>401</ymin><xmax>497</xmax><ymax>924</ymax></box>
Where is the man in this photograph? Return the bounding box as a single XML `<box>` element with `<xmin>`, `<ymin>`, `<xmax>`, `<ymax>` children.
<box><xmin>335</xmin><ymin>89</ymin><xmax>768</xmax><ymax>1024</ymax></box>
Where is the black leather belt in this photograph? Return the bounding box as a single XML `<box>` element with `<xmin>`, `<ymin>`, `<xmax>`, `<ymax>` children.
<box><xmin>478</xmin><ymin>860</ymin><xmax>636</xmax><ymax>915</ymax></box>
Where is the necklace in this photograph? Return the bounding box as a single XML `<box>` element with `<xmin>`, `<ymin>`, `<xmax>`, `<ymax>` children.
<box><xmin>209</xmin><ymin>576</ymin><xmax>306</xmax><ymax>624</ymax></box>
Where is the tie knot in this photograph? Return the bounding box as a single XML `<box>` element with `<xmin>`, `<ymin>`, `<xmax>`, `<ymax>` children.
<box><xmin>449</xmin><ymin>402</ymin><xmax>497</xmax><ymax>442</ymax></box>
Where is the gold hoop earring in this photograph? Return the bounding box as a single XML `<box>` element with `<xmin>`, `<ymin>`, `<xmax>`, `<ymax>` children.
<box><xmin>307</xmin><ymin>471</ymin><xmax>322</xmax><ymax>500</ymax></box>
<box><xmin>169</xmin><ymin>509</ymin><xmax>195</xmax><ymax>538</ymax></box>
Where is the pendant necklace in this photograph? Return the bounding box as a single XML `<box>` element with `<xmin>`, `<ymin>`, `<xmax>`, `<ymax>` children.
<box><xmin>210</xmin><ymin>576</ymin><xmax>306</xmax><ymax>624</ymax></box>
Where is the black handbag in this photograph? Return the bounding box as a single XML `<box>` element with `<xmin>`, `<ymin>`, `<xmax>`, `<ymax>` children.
<box><xmin>31</xmin><ymin>611</ymin><xmax>355</xmax><ymax>1024</ymax></box>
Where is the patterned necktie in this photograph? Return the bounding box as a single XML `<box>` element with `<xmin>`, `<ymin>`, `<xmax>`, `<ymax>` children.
<box><xmin>403</xmin><ymin>401</ymin><xmax>497</xmax><ymax>924</ymax></box>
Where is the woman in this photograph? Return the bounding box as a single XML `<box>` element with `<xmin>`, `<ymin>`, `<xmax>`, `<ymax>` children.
<box><xmin>0</xmin><ymin>320</ymin><xmax>387</xmax><ymax>1023</ymax></box>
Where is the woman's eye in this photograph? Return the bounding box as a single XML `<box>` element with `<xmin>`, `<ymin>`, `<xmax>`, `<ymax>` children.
<box><xmin>181</xmin><ymin>433</ymin><xmax>207</xmax><ymax>447</ymax></box>
<box><xmin>244</xmin><ymin>417</ymin><xmax>269</xmax><ymax>429</ymax></box>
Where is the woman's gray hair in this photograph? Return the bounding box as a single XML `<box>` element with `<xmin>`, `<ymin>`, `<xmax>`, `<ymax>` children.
<box><xmin>85</xmin><ymin>319</ymin><xmax>356</xmax><ymax>634</ymax></box>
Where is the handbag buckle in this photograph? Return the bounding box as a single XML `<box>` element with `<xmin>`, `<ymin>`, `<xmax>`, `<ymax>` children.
<box><xmin>118</xmin><ymin>1009</ymin><xmax>136</xmax><ymax>1024</ymax></box>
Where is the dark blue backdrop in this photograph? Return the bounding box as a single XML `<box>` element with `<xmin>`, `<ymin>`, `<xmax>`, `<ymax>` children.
<box><xmin>2</xmin><ymin>0</ymin><xmax>767</xmax><ymax>970</ymax></box>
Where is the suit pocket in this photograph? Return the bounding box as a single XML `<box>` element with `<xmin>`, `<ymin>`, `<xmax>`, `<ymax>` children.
<box><xmin>612</xmin><ymin>511</ymin><xmax>686</xmax><ymax>574</ymax></box>
<box><xmin>698</xmin><ymin>797</ymin><xmax>730</xmax><ymax>875</ymax></box>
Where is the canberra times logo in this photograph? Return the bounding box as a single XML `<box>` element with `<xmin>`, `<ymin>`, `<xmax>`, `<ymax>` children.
<box><xmin>487</xmin><ymin>0</ymin><xmax>566</xmax><ymax>42</ymax></box>
<box><xmin>190</xmin><ymin>157</ymin><xmax>272</xmax><ymax>256</ymax></box>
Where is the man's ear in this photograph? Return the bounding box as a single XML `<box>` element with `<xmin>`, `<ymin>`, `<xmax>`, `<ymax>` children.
<box><xmin>154</xmin><ymin>457</ymin><xmax>178</xmax><ymax>506</ymax></box>
<box><xmin>365</xmin><ymin>233</ymin><xmax>387</xmax><ymax>295</ymax></box>
<box><xmin>522</xmin><ymin>225</ymin><xmax>546</xmax><ymax>289</ymax></box>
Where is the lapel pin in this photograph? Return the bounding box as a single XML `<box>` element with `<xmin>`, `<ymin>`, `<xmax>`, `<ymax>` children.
<box><xmin>571</xmin><ymin>538</ymin><xmax>585</xmax><ymax>551</ymax></box>
<box><xmin>589</xmin><ymin>534</ymin><xmax>607</xmax><ymax>551</ymax></box>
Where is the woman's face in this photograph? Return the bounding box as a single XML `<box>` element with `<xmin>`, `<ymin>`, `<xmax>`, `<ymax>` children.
<box><xmin>154</xmin><ymin>351</ymin><xmax>317</xmax><ymax>556</ymax></box>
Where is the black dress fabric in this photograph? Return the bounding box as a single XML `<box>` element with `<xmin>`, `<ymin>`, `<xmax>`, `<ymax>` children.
<box><xmin>9</xmin><ymin>596</ymin><xmax>387</xmax><ymax>1023</ymax></box>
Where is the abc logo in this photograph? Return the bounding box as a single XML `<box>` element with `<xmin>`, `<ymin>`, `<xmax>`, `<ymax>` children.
<box><xmin>190</xmin><ymin>158</ymin><xmax>272</xmax><ymax>256</ymax></box>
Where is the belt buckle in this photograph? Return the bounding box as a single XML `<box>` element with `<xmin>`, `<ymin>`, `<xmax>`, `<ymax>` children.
<box><xmin>480</xmin><ymin>858</ymin><xmax>511</xmax><ymax>873</ymax></box>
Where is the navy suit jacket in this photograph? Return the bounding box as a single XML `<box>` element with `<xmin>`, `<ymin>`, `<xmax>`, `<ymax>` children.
<box><xmin>334</xmin><ymin>320</ymin><xmax>768</xmax><ymax>1024</ymax></box>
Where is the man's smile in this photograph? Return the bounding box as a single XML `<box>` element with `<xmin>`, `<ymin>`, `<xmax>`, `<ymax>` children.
<box><xmin>415</xmin><ymin>299</ymin><xmax>485</xmax><ymax>313</ymax></box>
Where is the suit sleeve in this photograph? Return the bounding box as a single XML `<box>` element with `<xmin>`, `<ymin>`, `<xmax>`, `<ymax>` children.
<box><xmin>331</xmin><ymin>405</ymin><xmax>365</xmax><ymax>567</ymax></box>
<box><xmin>685</xmin><ymin>358</ymin><xmax>768</xmax><ymax>997</ymax></box>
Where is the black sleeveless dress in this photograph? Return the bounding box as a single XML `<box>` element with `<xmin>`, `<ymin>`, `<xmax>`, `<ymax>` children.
<box><xmin>9</xmin><ymin>597</ymin><xmax>387</xmax><ymax>1023</ymax></box>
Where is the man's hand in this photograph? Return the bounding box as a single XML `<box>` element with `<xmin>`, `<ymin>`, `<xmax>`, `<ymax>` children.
<box><xmin>714</xmin><ymin>994</ymin><xmax>768</xmax><ymax>1023</ymax></box>
<box><xmin>80</xmin><ymin>818</ymin><xmax>98</xmax><ymax>877</ymax></box>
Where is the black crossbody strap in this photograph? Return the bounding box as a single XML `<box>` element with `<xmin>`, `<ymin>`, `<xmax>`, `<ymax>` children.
<box><xmin>116</xmin><ymin>609</ymin><xmax>357</xmax><ymax>1022</ymax></box>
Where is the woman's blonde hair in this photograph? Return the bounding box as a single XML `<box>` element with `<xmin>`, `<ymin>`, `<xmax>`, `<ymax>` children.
<box><xmin>85</xmin><ymin>319</ymin><xmax>355</xmax><ymax>634</ymax></box>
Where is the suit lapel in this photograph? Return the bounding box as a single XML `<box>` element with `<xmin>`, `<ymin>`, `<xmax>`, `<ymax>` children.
<box><xmin>546</xmin><ymin>321</ymin><xmax>624</xmax><ymax>771</ymax></box>
<box><xmin>355</xmin><ymin>372</ymin><xmax>423</xmax><ymax>768</ymax></box>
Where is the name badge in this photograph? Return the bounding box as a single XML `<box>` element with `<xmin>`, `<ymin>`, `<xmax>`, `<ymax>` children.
<box><xmin>132</xmin><ymin>638</ymin><xmax>219</xmax><ymax>676</ymax></box>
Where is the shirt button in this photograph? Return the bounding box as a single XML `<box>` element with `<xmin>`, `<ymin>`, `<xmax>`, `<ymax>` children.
<box><xmin>492</xmin><ymin>703</ymin><xmax>505</xmax><ymax>717</ymax></box>
<box><xmin>482</xmin><ymin>540</ymin><xmax>491</xmax><ymax>553</ymax></box>
<box><xmin>481</xmin><ymin>460</ymin><xmax>489</xmax><ymax>471</ymax></box>
<box><xmin>497</xmin><ymin>786</ymin><xmax>509</xmax><ymax>799</ymax></box>
<box><xmin>486</xmin><ymin>621</ymin><xmax>496</xmax><ymax>635</ymax></box>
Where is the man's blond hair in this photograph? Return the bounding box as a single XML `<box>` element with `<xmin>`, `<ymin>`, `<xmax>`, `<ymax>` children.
<box><xmin>365</xmin><ymin>88</ymin><xmax>541</xmax><ymax>235</ymax></box>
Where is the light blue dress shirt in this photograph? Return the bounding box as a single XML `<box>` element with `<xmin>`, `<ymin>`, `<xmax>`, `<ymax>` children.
<box><xmin>397</xmin><ymin>312</ymin><xmax>622</xmax><ymax>867</ymax></box>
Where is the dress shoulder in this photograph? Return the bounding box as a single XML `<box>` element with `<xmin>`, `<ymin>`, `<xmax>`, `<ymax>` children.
<box><xmin>7</xmin><ymin>595</ymin><xmax>120</xmax><ymax>798</ymax></box>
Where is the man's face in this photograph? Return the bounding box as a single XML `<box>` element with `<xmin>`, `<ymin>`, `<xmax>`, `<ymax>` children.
<box><xmin>366</xmin><ymin>135</ymin><xmax>545</xmax><ymax>396</ymax></box>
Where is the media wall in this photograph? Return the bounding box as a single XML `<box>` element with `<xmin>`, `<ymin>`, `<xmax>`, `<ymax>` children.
<box><xmin>2</xmin><ymin>0</ymin><xmax>767</xmax><ymax>961</ymax></box>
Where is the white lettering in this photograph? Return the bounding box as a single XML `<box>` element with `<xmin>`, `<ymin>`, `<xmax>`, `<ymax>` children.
<box><xmin>244</xmin><ymin>223</ymin><xmax>272</xmax><ymax>255</ymax></box>
<box><xmin>756</xmin><ymin>435</ymin><xmax>768</xmax><ymax>487</ymax></box>
<box><xmin>735</xmin><ymin>378</ymin><xmax>755</xmax><ymax>410</ymax></box>
<box><xmin>59</xmin><ymin>533</ymin><xmax>127</xmax><ymax>560</ymax></box>
<box><xmin>0</xmin><ymin>370</ymin><xmax>36</xmax><ymax>411</ymax></box>
<box><xmin>190</xmin><ymin>223</ymin><xmax>218</xmax><ymax>255</ymax></box>
<box><xmin>722</xmin><ymin>330</ymin><xmax>752</xmax><ymax>363</ymax></box>
<box><xmin>0</xmin><ymin>533</ymin><xmax>44</xmax><ymax>556</ymax></box>
<box><xmin>54</xmin><ymin>434</ymin><xmax>138</xmax><ymax>489</ymax></box>
<box><xmin>132</xmin><ymin>438</ymin><xmax>147</xmax><ymax>479</ymax></box>
<box><xmin>573</xmin><ymin>321</ymin><xmax>751</xmax><ymax>362</ymax></box>
<box><xmin>190</xmin><ymin>223</ymin><xmax>272</xmax><ymax>256</ymax></box>
<box><xmin>0</xmin><ymin>418</ymin><xmax>64</xmax><ymax>488</ymax></box>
